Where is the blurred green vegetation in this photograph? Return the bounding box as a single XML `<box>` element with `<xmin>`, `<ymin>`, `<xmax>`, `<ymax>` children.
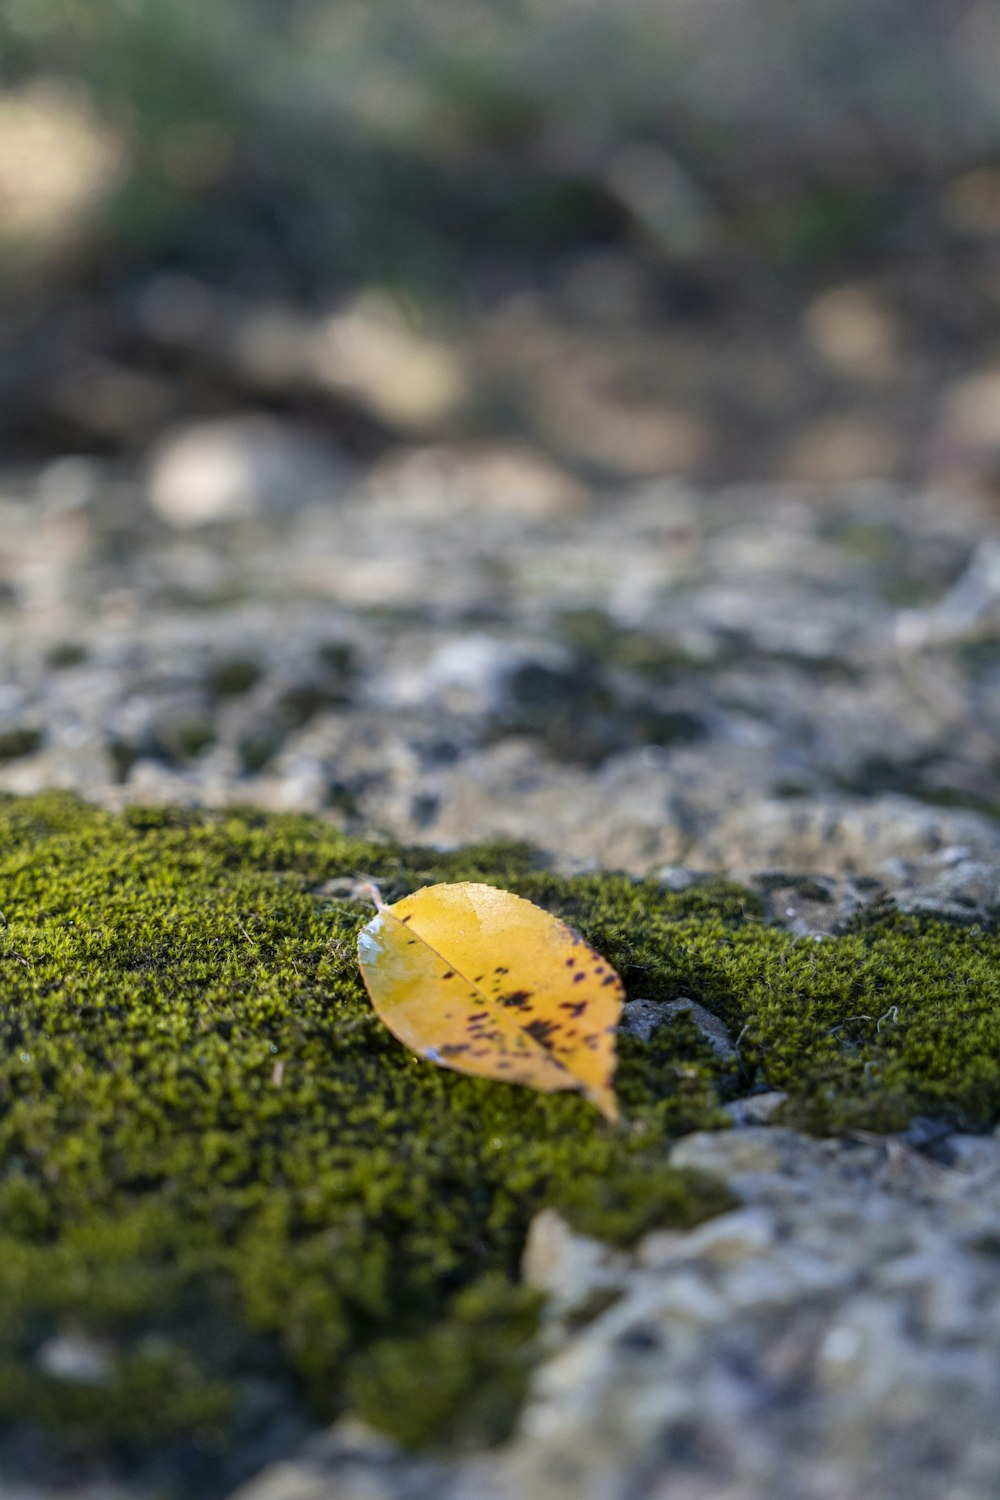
<box><xmin>2</xmin><ymin>0</ymin><xmax>999</xmax><ymax>294</ymax></box>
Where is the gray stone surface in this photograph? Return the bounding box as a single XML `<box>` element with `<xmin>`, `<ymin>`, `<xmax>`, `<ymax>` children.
<box><xmin>233</xmin><ymin>1127</ymin><xmax>1000</xmax><ymax>1500</ymax></box>
<box><xmin>621</xmin><ymin>996</ymin><xmax>736</xmax><ymax>1058</ymax></box>
<box><xmin>0</xmin><ymin>454</ymin><xmax>997</xmax><ymax>906</ymax></box>
<box><xmin>1</xmin><ymin>445</ymin><xmax>999</xmax><ymax>1500</ymax></box>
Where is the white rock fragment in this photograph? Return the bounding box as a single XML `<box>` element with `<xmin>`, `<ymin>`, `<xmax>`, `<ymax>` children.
<box><xmin>522</xmin><ymin>1209</ymin><xmax>629</xmax><ymax>1315</ymax></box>
<box><xmin>723</xmin><ymin>1091</ymin><xmax>788</xmax><ymax>1127</ymax></box>
<box><xmin>148</xmin><ymin>417</ymin><xmax>344</xmax><ymax>527</ymax></box>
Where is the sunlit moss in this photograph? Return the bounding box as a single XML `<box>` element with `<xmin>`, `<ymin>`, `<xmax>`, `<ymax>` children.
<box><xmin>0</xmin><ymin>792</ymin><xmax>996</xmax><ymax>1485</ymax></box>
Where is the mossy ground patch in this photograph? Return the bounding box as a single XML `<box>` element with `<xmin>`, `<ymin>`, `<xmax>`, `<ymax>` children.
<box><xmin>0</xmin><ymin>794</ymin><xmax>997</xmax><ymax>1490</ymax></box>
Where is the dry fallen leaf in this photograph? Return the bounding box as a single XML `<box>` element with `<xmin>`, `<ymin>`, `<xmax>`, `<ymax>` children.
<box><xmin>357</xmin><ymin>881</ymin><xmax>623</xmax><ymax>1120</ymax></box>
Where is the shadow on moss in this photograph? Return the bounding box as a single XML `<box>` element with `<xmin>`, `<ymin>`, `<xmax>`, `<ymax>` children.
<box><xmin>0</xmin><ymin>793</ymin><xmax>997</xmax><ymax>1490</ymax></box>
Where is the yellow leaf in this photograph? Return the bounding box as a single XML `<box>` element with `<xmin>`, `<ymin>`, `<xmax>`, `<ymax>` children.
<box><xmin>357</xmin><ymin>882</ymin><xmax>623</xmax><ymax>1121</ymax></box>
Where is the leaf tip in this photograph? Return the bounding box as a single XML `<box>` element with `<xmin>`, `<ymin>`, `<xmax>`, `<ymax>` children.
<box><xmin>588</xmin><ymin>1085</ymin><xmax>621</xmax><ymax>1124</ymax></box>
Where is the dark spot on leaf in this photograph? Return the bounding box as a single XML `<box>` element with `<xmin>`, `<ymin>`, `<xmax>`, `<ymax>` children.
<box><xmin>559</xmin><ymin>1001</ymin><xmax>588</xmax><ymax>1018</ymax></box>
<box><xmin>500</xmin><ymin>989</ymin><xmax>532</xmax><ymax>1010</ymax></box>
<box><xmin>573</xmin><ymin>972</ymin><xmax>586</xmax><ymax>984</ymax></box>
<box><xmin>525</xmin><ymin>1019</ymin><xmax>559</xmax><ymax>1046</ymax></box>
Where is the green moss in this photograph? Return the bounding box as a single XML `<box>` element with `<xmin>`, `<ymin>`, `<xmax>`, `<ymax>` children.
<box><xmin>0</xmin><ymin>1344</ymin><xmax>235</xmax><ymax>1448</ymax></box>
<box><xmin>555</xmin><ymin>608</ymin><xmax>710</xmax><ymax>682</ymax></box>
<box><xmin>345</xmin><ymin>1275</ymin><xmax>542</xmax><ymax>1450</ymax></box>
<box><xmin>207</xmin><ymin>658</ymin><xmax>263</xmax><ymax>698</ymax></box>
<box><xmin>0</xmin><ymin>727</ymin><xmax>42</xmax><ymax>762</ymax></box>
<box><xmin>238</xmin><ymin>729</ymin><xmax>281</xmax><ymax>774</ymax></box>
<box><xmin>0</xmin><ymin>795</ymin><xmax>731</xmax><ymax>1488</ymax></box>
<box><xmin>45</xmin><ymin>643</ymin><xmax>89</xmax><ymax>671</ymax></box>
<box><xmin>154</xmin><ymin>718</ymin><xmax>216</xmax><ymax>763</ymax></box>
<box><xmin>0</xmin><ymin>793</ymin><xmax>998</xmax><ymax>1488</ymax></box>
<box><xmin>275</xmin><ymin>682</ymin><xmax>351</xmax><ymax>729</ymax></box>
<box><xmin>553</xmin><ymin>1158</ymin><xmax>733</xmax><ymax>1248</ymax></box>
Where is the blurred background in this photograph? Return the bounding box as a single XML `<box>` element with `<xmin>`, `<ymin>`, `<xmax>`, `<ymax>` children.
<box><xmin>4</xmin><ymin>0</ymin><xmax>1000</xmax><ymax>482</ymax></box>
<box><xmin>0</xmin><ymin>0</ymin><xmax>999</xmax><ymax>879</ymax></box>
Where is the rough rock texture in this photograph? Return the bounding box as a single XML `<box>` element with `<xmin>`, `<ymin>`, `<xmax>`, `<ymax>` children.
<box><xmin>1</xmin><ymin>442</ymin><xmax>999</xmax><ymax>1500</ymax></box>
<box><xmin>232</xmin><ymin>1127</ymin><xmax>1000</xmax><ymax>1500</ymax></box>
<box><xmin>0</xmin><ymin>452</ymin><xmax>997</xmax><ymax>887</ymax></box>
<box><xmin>621</xmin><ymin>996</ymin><xmax>736</xmax><ymax>1059</ymax></box>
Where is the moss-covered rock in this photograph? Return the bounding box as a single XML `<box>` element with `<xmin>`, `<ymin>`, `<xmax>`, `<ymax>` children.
<box><xmin>0</xmin><ymin>793</ymin><xmax>997</xmax><ymax>1491</ymax></box>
